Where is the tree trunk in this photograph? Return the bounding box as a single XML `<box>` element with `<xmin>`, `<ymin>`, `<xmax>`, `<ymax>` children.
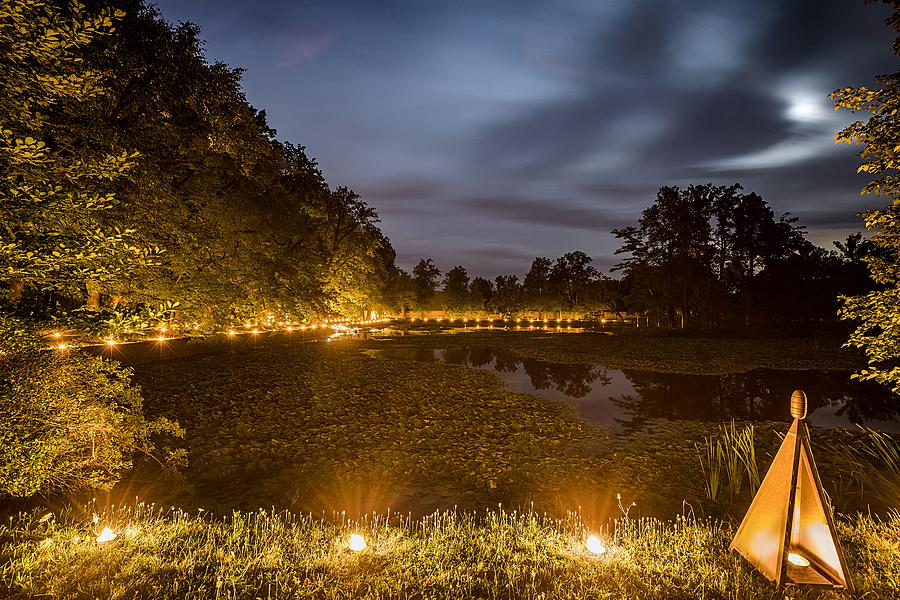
<box><xmin>85</xmin><ymin>281</ymin><xmax>101</xmax><ymax>310</ymax></box>
<box><xmin>9</xmin><ymin>280</ymin><xmax>24</xmax><ymax>304</ymax></box>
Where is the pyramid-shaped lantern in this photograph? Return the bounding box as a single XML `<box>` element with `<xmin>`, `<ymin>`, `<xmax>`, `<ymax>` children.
<box><xmin>729</xmin><ymin>390</ymin><xmax>853</xmax><ymax>591</ymax></box>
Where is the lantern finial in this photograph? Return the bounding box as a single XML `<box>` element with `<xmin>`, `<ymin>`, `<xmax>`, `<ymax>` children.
<box><xmin>790</xmin><ymin>390</ymin><xmax>807</xmax><ymax>420</ymax></box>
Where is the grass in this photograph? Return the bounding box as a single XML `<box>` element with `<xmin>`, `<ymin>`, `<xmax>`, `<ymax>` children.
<box><xmin>1</xmin><ymin>504</ymin><xmax>897</xmax><ymax>599</ymax></box>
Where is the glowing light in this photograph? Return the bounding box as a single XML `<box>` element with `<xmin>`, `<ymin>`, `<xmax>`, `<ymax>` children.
<box><xmin>96</xmin><ymin>527</ymin><xmax>117</xmax><ymax>543</ymax></box>
<box><xmin>159</xmin><ymin>326</ymin><xmax>168</xmax><ymax>333</ymax></box>
<box><xmin>348</xmin><ymin>533</ymin><xmax>366</xmax><ymax>551</ymax></box>
<box><xmin>55</xmin><ymin>343</ymin><xmax>69</xmax><ymax>350</ymax></box>
<box><xmin>156</xmin><ymin>336</ymin><xmax>166</xmax><ymax>342</ymax></box>
<box><xmin>251</xmin><ymin>329</ymin><xmax>259</xmax><ymax>335</ymax></box>
<box><xmin>51</xmin><ymin>332</ymin><xmax>62</xmax><ymax>339</ymax></box>
<box><xmin>285</xmin><ymin>326</ymin><xmax>293</xmax><ymax>332</ymax></box>
<box><xmin>104</xmin><ymin>339</ymin><xmax>117</xmax><ymax>346</ymax></box>
<box><xmin>227</xmin><ymin>329</ymin><xmax>236</xmax><ymax>336</ymax></box>
<box><xmin>787</xmin><ymin>552</ymin><xmax>810</xmax><ymax>567</ymax></box>
<box><xmin>585</xmin><ymin>534</ymin><xmax>607</xmax><ymax>555</ymax></box>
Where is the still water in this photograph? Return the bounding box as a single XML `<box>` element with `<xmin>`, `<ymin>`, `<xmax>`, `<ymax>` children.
<box><xmin>375</xmin><ymin>346</ymin><xmax>900</xmax><ymax>434</ymax></box>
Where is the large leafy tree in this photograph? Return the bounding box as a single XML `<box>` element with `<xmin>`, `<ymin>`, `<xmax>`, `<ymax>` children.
<box><xmin>442</xmin><ymin>265</ymin><xmax>470</xmax><ymax>317</ymax></box>
<box><xmin>830</xmin><ymin>0</ymin><xmax>900</xmax><ymax>395</ymax></box>
<box><xmin>412</xmin><ymin>258</ymin><xmax>441</xmax><ymax>314</ymax></box>
<box><xmin>0</xmin><ymin>0</ymin><xmax>155</xmax><ymax>303</ymax></box>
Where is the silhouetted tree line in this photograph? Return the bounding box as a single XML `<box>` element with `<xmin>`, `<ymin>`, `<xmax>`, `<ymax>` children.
<box><xmin>612</xmin><ymin>184</ymin><xmax>877</xmax><ymax>329</ymax></box>
<box><xmin>401</xmin><ymin>252</ymin><xmax>618</xmax><ymax>319</ymax></box>
<box><xmin>403</xmin><ymin>184</ymin><xmax>876</xmax><ymax>329</ymax></box>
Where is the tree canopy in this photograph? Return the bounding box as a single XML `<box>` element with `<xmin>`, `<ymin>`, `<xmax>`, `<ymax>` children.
<box><xmin>831</xmin><ymin>0</ymin><xmax>900</xmax><ymax>394</ymax></box>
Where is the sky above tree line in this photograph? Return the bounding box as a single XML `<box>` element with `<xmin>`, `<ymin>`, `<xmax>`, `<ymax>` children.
<box><xmin>153</xmin><ymin>0</ymin><xmax>897</xmax><ymax>277</ymax></box>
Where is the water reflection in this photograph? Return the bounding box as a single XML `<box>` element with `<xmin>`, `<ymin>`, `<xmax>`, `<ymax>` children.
<box><xmin>375</xmin><ymin>347</ymin><xmax>900</xmax><ymax>434</ymax></box>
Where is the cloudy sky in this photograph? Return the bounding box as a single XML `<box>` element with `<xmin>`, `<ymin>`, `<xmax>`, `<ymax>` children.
<box><xmin>154</xmin><ymin>0</ymin><xmax>897</xmax><ymax>277</ymax></box>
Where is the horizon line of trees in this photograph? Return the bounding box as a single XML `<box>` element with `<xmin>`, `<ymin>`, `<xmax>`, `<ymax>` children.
<box><xmin>403</xmin><ymin>184</ymin><xmax>876</xmax><ymax>329</ymax></box>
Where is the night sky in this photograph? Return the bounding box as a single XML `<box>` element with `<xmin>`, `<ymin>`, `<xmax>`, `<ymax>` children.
<box><xmin>153</xmin><ymin>0</ymin><xmax>897</xmax><ymax>277</ymax></box>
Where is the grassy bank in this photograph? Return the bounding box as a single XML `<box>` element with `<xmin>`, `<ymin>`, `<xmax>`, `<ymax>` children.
<box><xmin>2</xmin><ymin>505</ymin><xmax>897</xmax><ymax>599</ymax></box>
<box><xmin>379</xmin><ymin>329</ymin><xmax>864</xmax><ymax>374</ymax></box>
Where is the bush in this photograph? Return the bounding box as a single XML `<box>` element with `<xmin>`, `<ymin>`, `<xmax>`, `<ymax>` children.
<box><xmin>0</xmin><ymin>317</ymin><xmax>183</xmax><ymax>497</ymax></box>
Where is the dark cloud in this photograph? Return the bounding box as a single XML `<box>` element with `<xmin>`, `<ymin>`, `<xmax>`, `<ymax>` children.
<box><xmin>454</xmin><ymin>197</ymin><xmax>629</xmax><ymax>231</ymax></box>
<box><xmin>153</xmin><ymin>0</ymin><xmax>898</xmax><ymax>277</ymax></box>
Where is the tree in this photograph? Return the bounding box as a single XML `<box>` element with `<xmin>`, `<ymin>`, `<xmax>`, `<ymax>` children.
<box><xmin>523</xmin><ymin>257</ymin><xmax>553</xmax><ymax>317</ymax></box>
<box><xmin>831</xmin><ymin>0</ymin><xmax>900</xmax><ymax>395</ymax></box>
<box><xmin>412</xmin><ymin>258</ymin><xmax>441</xmax><ymax>314</ymax></box>
<box><xmin>0</xmin><ymin>0</ymin><xmax>156</xmax><ymax>303</ymax></box>
<box><xmin>469</xmin><ymin>276</ymin><xmax>494</xmax><ymax>312</ymax></box>
<box><xmin>548</xmin><ymin>251</ymin><xmax>600</xmax><ymax>315</ymax></box>
<box><xmin>442</xmin><ymin>265</ymin><xmax>470</xmax><ymax>317</ymax></box>
<box><xmin>490</xmin><ymin>275</ymin><xmax>523</xmax><ymax>318</ymax></box>
<box><xmin>613</xmin><ymin>184</ymin><xmax>819</xmax><ymax>329</ymax></box>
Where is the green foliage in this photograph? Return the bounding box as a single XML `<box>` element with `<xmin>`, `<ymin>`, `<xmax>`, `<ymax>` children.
<box><xmin>697</xmin><ymin>421</ymin><xmax>760</xmax><ymax>505</ymax></box>
<box><xmin>831</xmin><ymin>3</ymin><xmax>900</xmax><ymax>396</ymax></box>
<box><xmin>412</xmin><ymin>258</ymin><xmax>441</xmax><ymax>313</ymax></box>
<box><xmin>0</xmin><ymin>344</ymin><xmax>183</xmax><ymax>497</ymax></box>
<box><xmin>1</xmin><ymin>505</ymin><xmax>897</xmax><ymax>599</ymax></box>
<box><xmin>0</xmin><ymin>0</ymin><xmax>157</xmax><ymax>294</ymax></box>
<box><xmin>822</xmin><ymin>427</ymin><xmax>900</xmax><ymax>508</ymax></box>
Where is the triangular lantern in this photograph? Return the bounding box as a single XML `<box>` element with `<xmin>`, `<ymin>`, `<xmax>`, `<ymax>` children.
<box><xmin>729</xmin><ymin>390</ymin><xmax>853</xmax><ymax>591</ymax></box>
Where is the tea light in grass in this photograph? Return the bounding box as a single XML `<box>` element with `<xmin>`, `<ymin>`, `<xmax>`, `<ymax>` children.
<box><xmin>96</xmin><ymin>527</ymin><xmax>117</xmax><ymax>543</ymax></box>
<box><xmin>105</xmin><ymin>339</ymin><xmax>118</xmax><ymax>346</ymax></box>
<box><xmin>227</xmin><ymin>329</ymin><xmax>236</xmax><ymax>336</ymax></box>
<box><xmin>348</xmin><ymin>533</ymin><xmax>367</xmax><ymax>551</ymax></box>
<box><xmin>585</xmin><ymin>534</ymin><xmax>607</xmax><ymax>555</ymax></box>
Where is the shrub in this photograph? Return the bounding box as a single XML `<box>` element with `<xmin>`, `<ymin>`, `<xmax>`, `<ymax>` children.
<box><xmin>0</xmin><ymin>317</ymin><xmax>183</xmax><ymax>497</ymax></box>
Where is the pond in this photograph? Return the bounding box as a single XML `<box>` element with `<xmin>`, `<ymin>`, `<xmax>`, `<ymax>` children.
<box><xmin>373</xmin><ymin>346</ymin><xmax>900</xmax><ymax>434</ymax></box>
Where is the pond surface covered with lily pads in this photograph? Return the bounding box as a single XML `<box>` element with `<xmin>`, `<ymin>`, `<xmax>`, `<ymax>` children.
<box><xmin>58</xmin><ymin>330</ymin><xmax>898</xmax><ymax>522</ymax></box>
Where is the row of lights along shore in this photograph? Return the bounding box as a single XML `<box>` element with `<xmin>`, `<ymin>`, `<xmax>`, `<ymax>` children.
<box><xmin>45</xmin><ymin>317</ymin><xmax>392</xmax><ymax>350</ymax></box>
<box><xmin>45</xmin><ymin>316</ymin><xmax>612</xmax><ymax>350</ymax></box>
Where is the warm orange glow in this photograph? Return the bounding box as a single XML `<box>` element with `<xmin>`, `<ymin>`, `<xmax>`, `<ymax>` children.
<box><xmin>348</xmin><ymin>533</ymin><xmax>366</xmax><ymax>551</ymax></box>
<box><xmin>104</xmin><ymin>339</ymin><xmax>117</xmax><ymax>346</ymax></box>
<box><xmin>251</xmin><ymin>329</ymin><xmax>259</xmax><ymax>335</ymax></box>
<box><xmin>51</xmin><ymin>332</ymin><xmax>62</xmax><ymax>339</ymax></box>
<box><xmin>227</xmin><ymin>329</ymin><xmax>236</xmax><ymax>336</ymax></box>
<box><xmin>54</xmin><ymin>342</ymin><xmax>68</xmax><ymax>350</ymax></box>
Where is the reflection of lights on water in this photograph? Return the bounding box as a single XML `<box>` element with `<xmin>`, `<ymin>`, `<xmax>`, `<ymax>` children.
<box><xmin>96</xmin><ymin>527</ymin><xmax>117</xmax><ymax>543</ymax></box>
<box><xmin>349</xmin><ymin>533</ymin><xmax>366</xmax><ymax>551</ymax></box>
<box><xmin>787</xmin><ymin>552</ymin><xmax>810</xmax><ymax>567</ymax></box>
<box><xmin>585</xmin><ymin>534</ymin><xmax>607</xmax><ymax>555</ymax></box>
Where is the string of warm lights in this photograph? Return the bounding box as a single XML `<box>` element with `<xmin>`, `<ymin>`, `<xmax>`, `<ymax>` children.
<box><xmin>42</xmin><ymin>314</ymin><xmax>623</xmax><ymax>351</ymax></box>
